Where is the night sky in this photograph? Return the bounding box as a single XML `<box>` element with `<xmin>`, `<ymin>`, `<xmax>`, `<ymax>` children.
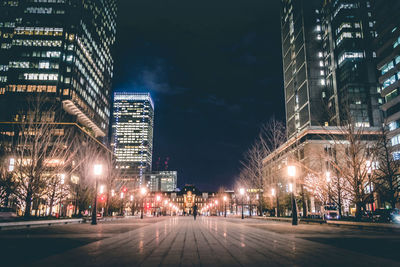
<box><xmin>112</xmin><ymin>0</ymin><xmax>285</xmax><ymax>191</ymax></box>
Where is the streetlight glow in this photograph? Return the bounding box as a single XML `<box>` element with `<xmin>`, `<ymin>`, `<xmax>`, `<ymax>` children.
<box><xmin>94</xmin><ymin>164</ymin><xmax>102</xmax><ymax>176</ymax></box>
<box><xmin>99</xmin><ymin>185</ymin><xmax>104</xmax><ymax>194</ymax></box>
<box><xmin>326</xmin><ymin>171</ymin><xmax>331</xmax><ymax>183</ymax></box>
<box><xmin>289</xmin><ymin>183</ymin><xmax>293</xmax><ymax>193</ymax></box>
<box><xmin>130</xmin><ymin>195</ymin><xmax>134</xmax><ymax>201</ymax></box>
<box><xmin>223</xmin><ymin>196</ymin><xmax>227</xmax><ymax>202</ymax></box>
<box><xmin>140</xmin><ymin>187</ymin><xmax>147</xmax><ymax>196</ymax></box>
<box><xmin>271</xmin><ymin>188</ymin><xmax>276</xmax><ymax>196</ymax></box>
<box><xmin>239</xmin><ymin>188</ymin><xmax>245</xmax><ymax>195</ymax></box>
<box><xmin>8</xmin><ymin>158</ymin><xmax>15</xmax><ymax>172</ymax></box>
<box><xmin>288</xmin><ymin>165</ymin><xmax>296</xmax><ymax>177</ymax></box>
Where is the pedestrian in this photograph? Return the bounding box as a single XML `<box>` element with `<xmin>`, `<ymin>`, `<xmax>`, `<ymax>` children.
<box><xmin>193</xmin><ymin>204</ymin><xmax>198</xmax><ymax>221</ymax></box>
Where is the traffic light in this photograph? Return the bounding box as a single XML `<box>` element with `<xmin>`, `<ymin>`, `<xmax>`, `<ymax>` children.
<box><xmin>121</xmin><ymin>186</ymin><xmax>127</xmax><ymax>193</ymax></box>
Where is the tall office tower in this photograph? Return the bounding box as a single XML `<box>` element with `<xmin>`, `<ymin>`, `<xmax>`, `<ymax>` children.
<box><xmin>281</xmin><ymin>0</ymin><xmax>327</xmax><ymax>138</ymax></box>
<box><xmin>0</xmin><ymin>0</ymin><xmax>117</xmax><ymax>139</ymax></box>
<box><xmin>373</xmin><ymin>0</ymin><xmax>400</xmax><ymax>149</ymax></box>
<box><xmin>112</xmin><ymin>92</ymin><xmax>154</xmax><ymax>184</ymax></box>
<box><xmin>321</xmin><ymin>0</ymin><xmax>381</xmax><ymax>128</ymax></box>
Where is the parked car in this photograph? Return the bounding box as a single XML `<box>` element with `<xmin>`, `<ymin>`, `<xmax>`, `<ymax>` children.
<box><xmin>0</xmin><ymin>207</ymin><xmax>17</xmax><ymax>221</ymax></box>
<box><xmin>321</xmin><ymin>204</ymin><xmax>339</xmax><ymax>220</ymax></box>
<box><xmin>372</xmin><ymin>209</ymin><xmax>400</xmax><ymax>223</ymax></box>
<box><xmin>360</xmin><ymin>210</ymin><xmax>373</xmax><ymax>222</ymax></box>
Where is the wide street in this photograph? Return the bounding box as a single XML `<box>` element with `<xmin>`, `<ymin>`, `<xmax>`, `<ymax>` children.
<box><xmin>1</xmin><ymin>216</ymin><xmax>399</xmax><ymax>267</ymax></box>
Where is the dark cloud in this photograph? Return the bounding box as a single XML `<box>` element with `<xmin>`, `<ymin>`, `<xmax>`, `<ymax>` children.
<box><xmin>113</xmin><ymin>0</ymin><xmax>284</xmax><ymax>191</ymax></box>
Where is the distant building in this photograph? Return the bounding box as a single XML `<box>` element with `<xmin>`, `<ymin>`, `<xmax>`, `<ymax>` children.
<box><xmin>147</xmin><ymin>171</ymin><xmax>177</xmax><ymax>192</ymax></box>
<box><xmin>112</xmin><ymin>92</ymin><xmax>154</xmax><ymax>185</ymax></box>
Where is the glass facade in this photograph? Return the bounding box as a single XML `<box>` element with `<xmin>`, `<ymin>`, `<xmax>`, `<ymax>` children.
<box><xmin>0</xmin><ymin>0</ymin><xmax>117</xmax><ymax>139</ymax></box>
<box><xmin>321</xmin><ymin>0</ymin><xmax>381</xmax><ymax>127</ymax></box>
<box><xmin>374</xmin><ymin>0</ymin><xmax>400</xmax><ymax>144</ymax></box>
<box><xmin>281</xmin><ymin>0</ymin><xmax>327</xmax><ymax>138</ymax></box>
<box><xmin>147</xmin><ymin>171</ymin><xmax>177</xmax><ymax>192</ymax></box>
<box><xmin>112</xmin><ymin>92</ymin><xmax>154</xmax><ymax>185</ymax></box>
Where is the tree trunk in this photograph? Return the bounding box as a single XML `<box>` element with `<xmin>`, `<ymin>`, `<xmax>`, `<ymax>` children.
<box><xmin>276</xmin><ymin>194</ymin><xmax>280</xmax><ymax>217</ymax></box>
<box><xmin>24</xmin><ymin>190</ymin><xmax>33</xmax><ymax>218</ymax></box>
<box><xmin>355</xmin><ymin>202</ymin><xmax>362</xmax><ymax>221</ymax></box>
<box><xmin>301</xmin><ymin>184</ymin><xmax>307</xmax><ymax>218</ymax></box>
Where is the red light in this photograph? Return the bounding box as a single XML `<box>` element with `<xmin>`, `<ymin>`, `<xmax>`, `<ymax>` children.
<box><xmin>122</xmin><ymin>187</ymin><xmax>127</xmax><ymax>193</ymax></box>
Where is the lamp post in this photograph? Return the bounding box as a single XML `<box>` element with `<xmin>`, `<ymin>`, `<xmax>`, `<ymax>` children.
<box><xmin>223</xmin><ymin>196</ymin><xmax>227</xmax><ymax>217</ymax></box>
<box><xmin>288</xmin><ymin>165</ymin><xmax>298</xmax><ymax>225</ymax></box>
<box><xmin>156</xmin><ymin>195</ymin><xmax>161</xmax><ymax>217</ymax></box>
<box><xmin>140</xmin><ymin>187</ymin><xmax>147</xmax><ymax>219</ymax></box>
<box><xmin>271</xmin><ymin>188</ymin><xmax>276</xmax><ymax>217</ymax></box>
<box><xmin>58</xmin><ymin>174</ymin><xmax>65</xmax><ymax>218</ymax></box>
<box><xmin>326</xmin><ymin>171</ymin><xmax>331</xmax><ymax>204</ymax></box>
<box><xmin>91</xmin><ymin>164</ymin><xmax>102</xmax><ymax>225</ymax></box>
<box><xmin>239</xmin><ymin>188</ymin><xmax>245</xmax><ymax>219</ymax></box>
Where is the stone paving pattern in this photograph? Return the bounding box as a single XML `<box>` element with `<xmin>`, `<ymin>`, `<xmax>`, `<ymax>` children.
<box><xmin>24</xmin><ymin>216</ymin><xmax>400</xmax><ymax>267</ymax></box>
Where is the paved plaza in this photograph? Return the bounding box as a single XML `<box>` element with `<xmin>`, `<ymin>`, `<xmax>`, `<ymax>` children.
<box><xmin>1</xmin><ymin>216</ymin><xmax>400</xmax><ymax>266</ymax></box>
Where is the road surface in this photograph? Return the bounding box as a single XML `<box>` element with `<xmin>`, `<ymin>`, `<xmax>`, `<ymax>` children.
<box><xmin>1</xmin><ymin>216</ymin><xmax>399</xmax><ymax>266</ymax></box>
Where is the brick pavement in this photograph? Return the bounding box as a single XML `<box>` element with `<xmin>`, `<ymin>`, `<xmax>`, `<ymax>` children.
<box><xmin>30</xmin><ymin>216</ymin><xmax>399</xmax><ymax>267</ymax></box>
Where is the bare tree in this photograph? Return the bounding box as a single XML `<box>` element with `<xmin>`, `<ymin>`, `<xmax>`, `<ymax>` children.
<box><xmin>0</xmin><ymin>144</ymin><xmax>17</xmax><ymax>208</ymax></box>
<box><xmin>325</xmin><ymin>123</ymin><xmax>378</xmax><ymax>220</ymax></box>
<box><xmin>239</xmin><ymin>117</ymin><xmax>286</xmax><ymax>216</ymax></box>
<box><xmin>10</xmin><ymin>96</ymin><xmax>77</xmax><ymax>218</ymax></box>
<box><xmin>374</xmin><ymin>123</ymin><xmax>400</xmax><ymax>209</ymax></box>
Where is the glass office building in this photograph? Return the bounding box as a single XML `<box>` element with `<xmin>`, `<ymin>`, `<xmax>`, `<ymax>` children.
<box><xmin>112</xmin><ymin>92</ymin><xmax>154</xmax><ymax>185</ymax></box>
<box><xmin>0</xmin><ymin>0</ymin><xmax>117</xmax><ymax>139</ymax></box>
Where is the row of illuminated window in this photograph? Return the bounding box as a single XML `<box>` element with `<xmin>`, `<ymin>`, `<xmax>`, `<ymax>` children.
<box><xmin>28</xmin><ymin>0</ymin><xmax>66</xmax><ymax>3</ymax></box>
<box><xmin>389</xmin><ymin>119</ymin><xmax>400</xmax><ymax>131</ymax></box>
<box><xmin>391</xmin><ymin>134</ymin><xmax>400</xmax><ymax>146</ymax></box>
<box><xmin>393</xmin><ymin>36</ymin><xmax>400</xmax><ymax>49</ymax></box>
<box><xmin>0</xmin><ymin>65</ymin><xmax>8</xmax><ymax>71</ymax></box>
<box><xmin>336</xmin><ymin>31</ymin><xmax>362</xmax><ymax>46</ymax></box>
<box><xmin>385</xmin><ymin>88</ymin><xmax>399</xmax><ymax>103</ymax></box>
<box><xmin>21</xmin><ymin>73</ymin><xmax>58</xmax><ymax>81</ymax></box>
<box><xmin>6</xmin><ymin>84</ymin><xmax>57</xmax><ymax>93</ymax></box>
<box><xmin>383</xmin><ymin>72</ymin><xmax>400</xmax><ymax>89</ymax></box>
<box><xmin>335</xmin><ymin>22</ymin><xmax>361</xmax><ymax>35</ymax></box>
<box><xmin>0</xmin><ymin>22</ymin><xmax>15</xmax><ymax>28</ymax></box>
<box><xmin>9</xmin><ymin>61</ymin><xmax>59</xmax><ymax>70</ymax></box>
<box><xmin>333</xmin><ymin>3</ymin><xmax>359</xmax><ymax>18</ymax></box>
<box><xmin>14</xmin><ymin>27</ymin><xmax>63</xmax><ymax>36</ymax></box>
<box><xmin>0</xmin><ymin>76</ymin><xmax>6</xmax><ymax>82</ymax></box>
<box><xmin>21</xmin><ymin>50</ymin><xmax>61</xmax><ymax>58</ymax></box>
<box><xmin>380</xmin><ymin>56</ymin><xmax>400</xmax><ymax>75</ymax></box>
<box><xmin>338</xmin><ymin>51</ymin><xmax>364</xmax><ymax>65</ymax></box>
<box><xmin>13</xmin><ymin>39</ymin><xmax>62</xmax><ymax>47</ymax></box>
<box><xmin>25</xmin><ymin>7</ymin><xmax>65</xmax><ymax>14</ymax></box>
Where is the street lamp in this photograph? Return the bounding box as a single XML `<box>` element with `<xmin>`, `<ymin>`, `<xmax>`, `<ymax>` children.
<box><xmin>223</xmin><ymin>196</ymin><xmax>227</xmax><ymax>217</ymax></box>
<box><xmin>140</xmin><ymin>187</ymin><xmax>147</xmax><ymax>219</ymax></box>
<box><xmin>8</xmin><ymin>158</ymin><xmax>15</xmax><ymax>172</ymax></box>
<box><xmin>271</xmin><ymin>188</ymin><xmax>277</xmax><ymax>217</ymax></box>
<box><xmin>58</xmin><ymin>173</ymin><xmax>65</xmax><ymax>218</ymax></box>
<box><xmin>92</xmin><ymin>164</ymin><xmax>102</xmax><ymax>225</ymax></box>
<box><xmin>239</xmin><ymin>188</ymin><xmax>245</xmax><ymax>219</ymax></box>
<box><xmin>156</xmin><ymin>195</ymin><xmax>161</xmax><ymax>217</ymax></box>
<box><xmin>326</xmin><ymin>171</ymin><xmax>331</xmax><ymax>203</ymax></box>
<box><xmin>288</xmin><ymin>165</ymin><xmax>298</xmax><ymax>225</ymax></box>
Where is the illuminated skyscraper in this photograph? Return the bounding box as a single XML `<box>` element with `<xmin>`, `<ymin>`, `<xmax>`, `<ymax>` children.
<box><xmin>0</xmin><ymin>0</ymin><xmax>117</xmax><ymax>140</ymax></box>
<box><xmin>112</xmin><ymin>92</ymin><xmax>154</xmax><ymax>184</ymax></box>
